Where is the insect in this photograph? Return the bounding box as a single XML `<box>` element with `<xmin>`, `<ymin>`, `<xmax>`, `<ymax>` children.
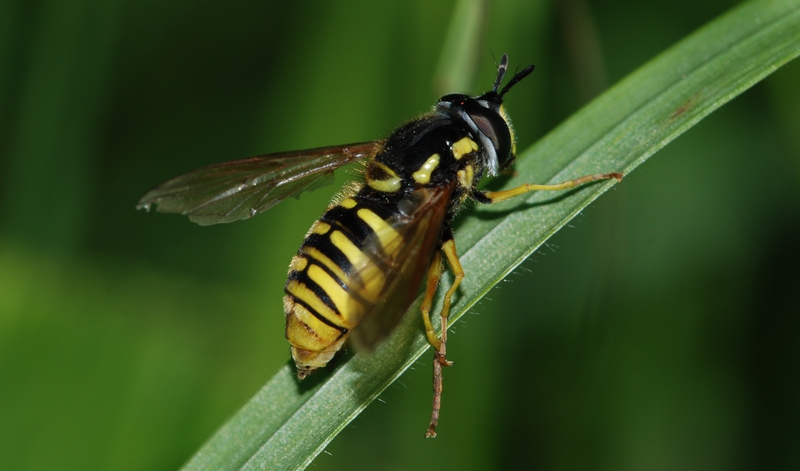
<box><xmin>137</xmin><ymin>54</ymin><xmax>622</xmax><ymax>437</ymax></box>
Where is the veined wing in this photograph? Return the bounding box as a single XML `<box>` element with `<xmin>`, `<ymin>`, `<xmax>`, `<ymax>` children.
<box><xmin>136</xmin><ymin>141</ymin><xmax>380</xmax><ymax>225</ymax></box>
<box><xmin>347</xmin><ymin>183</ymin><xmax>455</xmax><ymax>351</ymax></box>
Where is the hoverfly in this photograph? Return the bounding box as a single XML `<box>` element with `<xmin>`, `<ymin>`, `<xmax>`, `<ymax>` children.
<box><xmin>137</xmin><ymin>54</ymin><xmax>623</xmax><ymax>437</ymax></box>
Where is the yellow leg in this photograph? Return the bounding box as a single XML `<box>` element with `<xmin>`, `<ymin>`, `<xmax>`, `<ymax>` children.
<box><xmin>421</xmin><ymin>252</ymin><xmax>443</xmax><ymax>350</ymax></box>
<box><xmin>425</xmin><ymin>171</ymin><xmax>623</xmax><ymax>438</ymax></box>
<box><xmin>437</xmin><ymin>238</ymin><xmax>463</xmax><ymax>366</ymax></box>
<box><xmin>426</xmin><ymin>237</ymin><xmax>463</xmax><ymax>438</ymax></box>
<box><xmin>480</xmin><ymin>172</ymin><xmax>623</xmax><ymax>204</ymax></box>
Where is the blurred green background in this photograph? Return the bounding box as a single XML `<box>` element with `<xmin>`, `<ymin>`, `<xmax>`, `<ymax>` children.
<box><xmin>2</xmin><ymin>0</ymin><xmax>799</xmax><ymax>470</ymax></box>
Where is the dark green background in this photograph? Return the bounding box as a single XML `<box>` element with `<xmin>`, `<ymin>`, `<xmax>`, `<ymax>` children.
<box><xmin>2</xmin><ymin>0</ymin><xmax>798</xmax><ymax>470</ymax></box>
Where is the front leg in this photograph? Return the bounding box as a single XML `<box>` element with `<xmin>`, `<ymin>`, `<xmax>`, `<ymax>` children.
<box><xmin>474</xmin><ymin>172</ymin><xmax>623</xmax><ymax>204</ymax></box>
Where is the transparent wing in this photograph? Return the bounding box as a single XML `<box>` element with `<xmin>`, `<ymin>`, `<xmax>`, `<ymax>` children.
<box><xmin>348</xmin><ymin>183</ymin><xmax>455</xmax><ymax>351</ymax></box>
<box><xmin>136</xmin><ymin>142</ymin><xmax>380</xmax><ymax>225</ymax></box>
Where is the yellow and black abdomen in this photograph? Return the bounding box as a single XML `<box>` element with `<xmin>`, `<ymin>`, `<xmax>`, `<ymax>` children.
<box><xmin>284</xmin><ymin>118</ymin><xmax>485</xmax><ymax>378</ymax></box>
<box><xmin>284</xmin><ymin>195</ymin><xmax>403</xmax><ymax>377</ymax></box>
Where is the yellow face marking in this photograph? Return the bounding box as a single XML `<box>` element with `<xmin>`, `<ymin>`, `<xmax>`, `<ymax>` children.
<box><xmin>330</xmin><ymin>230</ymin><xmax>386</xmax><ymax>303</ymax></box>
<box><xmin>302</xmin><ymin>247</ymin><xmax>349</xmax><ymax>283</ymax></box>
<box><xmin>289</xmin><ymin>255</ymin><xmax>308</xmax><ymax>273</ymax></box>
<box><xmin>339</xmin><ymin>198</ymin><xmax>357</xmax><ymax>209</ymax></box>
<box><xmin>366</xmin><ymin>162</ymin><xmax>402</xmax><ymax>193</ymax></box>
<box><xmin>311</xmin><ymin>221</ymin><xmax>331</xmax><ymax>235</ymax></box>
<box><xmin>452</xmin><ymin>137</ymin><xmax>479</xmax><ymax>160</ymax></box>
<box><xmin>286</xmin><ymin>279</ymin><xmax>340</xmax><ymax>324</ymax></box>
<box><xmin>412</xmin><ymin>153</ymin><xmax>440</xmax><ymax>185</ymax></box>
<box><xmin>307</xmin><ymin>265</ymin><xmax>361</xmax><ymax>328</ymax></box>
<box><xmin>357</xmin><ymin>208</ymin><xmax>402</xmax><ymax>256</ymax></box>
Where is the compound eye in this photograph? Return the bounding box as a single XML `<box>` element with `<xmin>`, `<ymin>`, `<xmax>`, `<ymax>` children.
<box><xmin>471</xmin><ymin>113</ymin><xmax>499</xmax><ymax>149</ymax></box>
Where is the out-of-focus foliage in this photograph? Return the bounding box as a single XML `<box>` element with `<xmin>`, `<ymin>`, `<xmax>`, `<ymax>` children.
<box><xmin>1</xmin><ymin>1</ymin><xmax>798</xmax><ymax>470</ymax></box>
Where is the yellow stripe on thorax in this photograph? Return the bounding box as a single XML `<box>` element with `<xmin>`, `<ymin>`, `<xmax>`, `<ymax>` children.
<box><xmin>457</xmin><ymin>163</ymin><xmax>475</xmax><ymax>190</ymax></box>
<box><xmin>452</xmin><ymin>137</ymin><xmax>479</xmax><ymax>160</ymax></box>
<box><xmin>412</xmin><ymin>154</ymin><xmax>440</xmax><ymax>185</ymax></box>
<box><xmin>366</xmin><ymin>162</ymin><xmax>402</xmax><ymax>193</ymax></box>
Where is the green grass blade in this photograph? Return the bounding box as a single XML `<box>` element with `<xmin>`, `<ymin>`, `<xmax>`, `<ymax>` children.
<box><xmin>433</xmin><ymin>0</ymin><xmax>487</xmax><ymax>94</ymax></box>
<box><xmin>182</xmin><ymin>0</ymin><xmax>800</xmax><ymax>469</ymax></box>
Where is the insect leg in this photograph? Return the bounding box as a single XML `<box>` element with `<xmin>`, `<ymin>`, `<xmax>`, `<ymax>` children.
<box><xmin>426</xmin><ymin>229</ymin><xmax>462</xmax><ymax>438</ymax></box>
<box><xmin>427</xmin><ymin>348</ymin><xmax>444</xmax><ymax>438</ymax></box>
<box><xmin>438</xmin><ymin>236</ymin><xmax>463</xmax><ymax>366</ymax></box>
<box><xmin>421</xmin><ymin>251</ymin><xmax>444</xmax><ymax>439</ymax></box>
<box><xmin>421</xmin><ymin>251</ymin><xmax>443</xmax><ymax>350</ymax></box>
<box><xmin>476</xmin><ymin>172</ymin><xmax>623</xmax><ymax>204</ymax></box>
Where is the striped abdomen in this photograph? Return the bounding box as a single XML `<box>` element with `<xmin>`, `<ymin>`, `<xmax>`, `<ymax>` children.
<box><xmin>284</xmin><ymin>196</ymin><xmax>403</xmax><ymax>377</ymax></box>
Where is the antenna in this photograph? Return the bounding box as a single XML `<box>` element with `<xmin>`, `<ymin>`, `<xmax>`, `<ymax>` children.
<box><xmin>492</xmin><ymin>54</ymin><xmax>510</xmax><ymax>93</ymax></box>
<box><xmin>499</xmin><ymin>64</ymin><xmax>535</xmax><ymax>97</ymax></box>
